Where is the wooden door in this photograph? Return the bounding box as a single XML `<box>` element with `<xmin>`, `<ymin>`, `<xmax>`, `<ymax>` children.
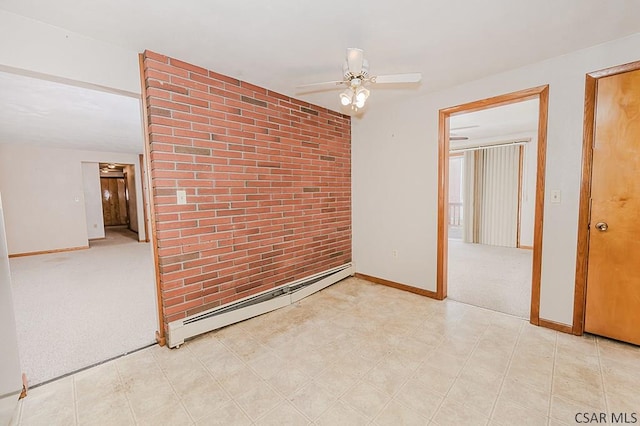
<box><xmin>101</xmin><ymin>177</ymin><xmax>129</xmax><ymax>226</ymax></box>
<box><xmin>584</xmin><ymin>68</ymin><xmax>640</xmax><ymax>345</ymax></box>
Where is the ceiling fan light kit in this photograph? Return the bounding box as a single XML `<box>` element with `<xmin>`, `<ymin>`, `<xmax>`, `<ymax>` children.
<box><xmin>297</xmin><ymin>48</ymin><xmax>422</xmax><ymax>113</ymax></box>
<box><xmin>339</xmin><ymin>90</ymin><xmax>353</xmax><ymax>106</ymax></box>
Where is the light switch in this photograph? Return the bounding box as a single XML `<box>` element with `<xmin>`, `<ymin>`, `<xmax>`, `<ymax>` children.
<box><xmin>551</xmin><ymin>190</ymin><xmax>561</xmax><ymax>204</ymax></box>
<box><xmin>176</xmin><ymin>190</ymin><xmax>187</xmax><ymax>205</ymax></box>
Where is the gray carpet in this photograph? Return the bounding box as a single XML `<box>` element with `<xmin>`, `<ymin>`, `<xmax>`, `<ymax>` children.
<box><xmin>447</xmin><ymin>239</ymin><xmax>532</xmax><ymax>318</ymax></box>
<box><xmin>9</xmin><ymin>228</ymin><xmax>157</xmax><ymax>385</ymax></box>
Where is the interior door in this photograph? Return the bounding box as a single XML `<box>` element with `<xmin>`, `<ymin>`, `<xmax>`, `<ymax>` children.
<box><xmin>101</xmin><ymin>177</ymin><xmax>129</xmax><ymax>226</ymax></box>
<box><xmin>584</xmin><ymin>68</ymin><xmax>640</xmax><ymax>345</ymax></box>
<box><xmin>0</xmin><ymin>193</ymin><xmax>23</xmax><ymax>425</ymax></box>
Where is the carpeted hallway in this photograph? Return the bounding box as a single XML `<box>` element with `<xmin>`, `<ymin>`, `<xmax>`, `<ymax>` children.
<box><xmin>9</xmin><ymin>227</ymin><xmax>157</xmax><ymax>385</ymax></box>
<box><xmin>447</xmin><ymin>239</ymin><xmax>533</xmax><ymax>318</ymax></box>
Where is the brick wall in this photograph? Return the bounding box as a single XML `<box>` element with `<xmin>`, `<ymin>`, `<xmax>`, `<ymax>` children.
<box><xmin>141</xmin><ymin>51</ymin><xmax>352</xmax><ymax>330</ymax></box>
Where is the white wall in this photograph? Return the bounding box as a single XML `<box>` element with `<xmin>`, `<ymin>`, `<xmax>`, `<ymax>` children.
<box><xmin>0</xmin><ymin>193</ymin><xmax>23</xmax><ymax>425</ymax></box>
<box><xmin>81</xmin><ymin>162</ymin><xmax>105</xmax><ymax>240</ymax></box>
<box><xmin>520</xmin><ymin>134</ymin><xmax>537</xmax><ymax>248</ymax></box>
<box><xmin>0</xmin><ymin>10</ymin><xmax>140</xmax><ymax>95</ymax></box>
<box><xmin>0</xmin><ymin>144</ymin><xmax>146</xmax><ymax>255</ymax></box>
<box><xmin>353</xmin><ymin>32</ymin><xmax>640</xmax><ymax>326</ymax></box>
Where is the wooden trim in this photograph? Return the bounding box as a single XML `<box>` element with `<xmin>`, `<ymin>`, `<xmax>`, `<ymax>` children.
<box><xmin>436</xmin><ymin>110</ymin><xmax>449</xmax><ymax>300</ymax></box>
<box><xmin>538</xmin><ymin>318</ymin><xmax>573</xmax><ymax>334</ymax></box>
<box><xmin>516</xmin><ymin>145</ymin><xmax>524</xmax><ymax>248</ymax></box>
<box><xmin>587</xmin><ymin>60</ymin><xmax>640</xmax><ymax>79</ymax></box>
<box><xmin>519</xmin><ymin>245</ymin><xmax>534</xmax><ymax>250</ymax></box>
<box><xmin>139</xmin><ymin>154</ymin><xmax>150</xmax><ymax>243</ymax></box>
<box><xmin>139</xmin><ymin>53</ymin><xmax>165</xmax><ymax>346</ymax></box>
<box><xmin>355</xmin><ymin>273</ymin><xmax>440</xmax><ymax>299</ymax></box>
<box><xmin>440</xmin><ymin>85</ymin><xmax>547</xmax><ymax>117</ymax></box>
<box><xmin>437</xmin><ymin>85</ymin><xmax>549</xmax><ymax>327</ymax></box>
<box><xmin>573</xmin><ymin>75</ymin><xmax>597</xmax><ymax>336</ymax></box>
<box><xmin>529</xmin><ymin>86</ymin><xmax>549</xmax><ymax>326</ymax></box>
<box><xmin>572</xmin><ymin>60</ymin><xmax>640</xmax><ymax>336</ymax></box>
<box><xmin>9</xmin><ymin>245</ymin><xmax>89</xmax><ymax>258</ymax></box>
<box><xmin>19</xmin><ymin>374</ymin><xmax>28</xmax><ymax>399</ymax></box>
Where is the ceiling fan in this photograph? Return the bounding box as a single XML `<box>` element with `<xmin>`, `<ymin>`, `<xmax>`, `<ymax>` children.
<box><xmin>449</xmin><ymin>125</ymin><xmax>478</xmax><ymax>141</ymax></box>
<box><xmin>449</xmin><ymin>134</ymin><xmax>469</xmax><ymax>141</ymax></box>
<box><xmin>297</xmin><ymin>48</ymin><xmax>422</xmax><ymax>112</ymax></box>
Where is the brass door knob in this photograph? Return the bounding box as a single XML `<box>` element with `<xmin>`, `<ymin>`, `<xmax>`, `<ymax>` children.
<box><xmin>595</xmin><ymin>222</ymin><xmax>608</xmax><ymax>232</ymax></box>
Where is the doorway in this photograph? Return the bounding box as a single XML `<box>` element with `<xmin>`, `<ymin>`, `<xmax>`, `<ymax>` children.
<box><xmin>445</xmin><ymin>101</ymin><xmax>538</xmax><ymax>318</ymax></box>
<box><xmin>437</xmin><ymin>86</ymin><xmax>549</xmax><ymax>325</ymax></box>
<box><xmin>0</xmin><ymin>69</ymin><xmax>159</xmax><ymax>385</ymax></box>
<box><xmin>573</xmin><ymin>61</ymin><xmax>640</xmax><ymax>345</ymax></box>
<box><xmin>98</xmin><ymin>162</ymin><xmax>142</xmax><ymax>243</ymax></box>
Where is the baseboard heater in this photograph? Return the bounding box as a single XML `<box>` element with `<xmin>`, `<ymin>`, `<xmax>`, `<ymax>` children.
<box><xmin>167</xmin><ymin>263</ymin><xmax>353</xmax><ymax>348</ymax></box>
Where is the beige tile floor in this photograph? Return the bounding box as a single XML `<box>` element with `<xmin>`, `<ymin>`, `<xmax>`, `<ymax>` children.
<box><xmin>15</xmin><ymin>277</ymin><xmax>640</xmax><ymax>425</ymax></box>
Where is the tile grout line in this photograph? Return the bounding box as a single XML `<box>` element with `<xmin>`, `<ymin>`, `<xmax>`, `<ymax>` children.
<box><xmin>595</xmin><ymin>337</ymin><xmax>610</xmax><ymax>415</ymax></box>
<box><xmin>72</xmin><ymin>375</ymin><xmax>79</xmax><ymax>426</ymax></box>
<box><xmin>354</xmin><ymin>346</ymin><xmax>395</xmax><ymax>407</ymax></box>
<box><xmin>114</xmin><ymin>356</ymin><xmax>150</xmax><ymax>425</ymax></box>
<box><xmin>487</xmin><ymin>320</ymin><xmax>526</xmax><ymax>423</ymax></box>
<box><xmin>390</xmin><ymin>321</ymin><xmax>451</xmax><ymax>417</ymax></box>
<box><xmin>237</xmin><ymin>316</ymin><xmax>378</xmax><ymax>422</ymax></box>
<box><xmin>323</xmin><ymin>343</ymin><xmax>392</xmax><ymax>422</ymax></box>
<box><xmin>376</xmin><ymin>311</ymin><xmax>498</xmax><ymax>424</ymax></box>
<box><xmin>150</xmin><ymin>348</ymin><xmax>197</xmax><ymax>424</ymax></box>
<box><xmin>367</xmin><ymin>326</ymin><xmax>438</xmax><ymax>424</ymax></box>
<box><xmin>548</xmin><ymin>330</ymin><xmax>559</xmax><ymax>419</ymax></box>
<box><xmin>427</xmin><ymin>319</ymin><xmax>493</xmax><ymax>423</ymax></box>
<box><xmin>238</xmin><ymin>338</ymin><xmax>312</xmax><ymax>421</ymax></box>
<box><xmin>315</xmin><ymin>302</ymin><xmax>433</xmax><ymax>423</ymax></box>
<box><xmin>192</xmin><ymin>336</ymin><xmax>301</xmax><ymax>424</ymax></box>
<box><xmin>16</xmin><ymin>395</ymin><xmax>24</xmax><ymax>426</ymax></box>
<box><xmin>491</xmin><ymin>327</ymin><xmax>557</xmax><ymax>422</ymax></box>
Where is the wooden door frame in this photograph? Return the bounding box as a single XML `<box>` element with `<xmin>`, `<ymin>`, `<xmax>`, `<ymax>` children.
<box><xmin>436</xmin><ymin>85</ymin><xmax>549</xmax><ymax>327</ymax></box>
<box><xmin>572</xmin><ymin>60</ymin><xmax>640</xmax><ymax>336</ymax></box>
<box><xmin>139</xmin><ymin>154</ymin><xmax>151</xmax><ymax>243</ymax></box>
<box><xmin>138</xmin><ymin>54</ymin><xmax>165</xmax><ymax>346</ymax></box>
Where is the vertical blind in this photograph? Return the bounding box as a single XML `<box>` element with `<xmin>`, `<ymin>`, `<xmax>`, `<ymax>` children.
<box><xmin>461</xmin><ymin>145</ymin><xmax>520</xmax><ymax>247</ymax></box>
<box><xmin>462</xmin><ymin>151</ymin><xmax>475</xmax><ymax>243</ymax></box>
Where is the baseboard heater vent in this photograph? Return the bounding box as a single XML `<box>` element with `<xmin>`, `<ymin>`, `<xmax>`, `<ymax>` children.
<box><xmin>167</xmin><ymin>263</ymin><xmax>353</xmax><ymax>348</ymax></box>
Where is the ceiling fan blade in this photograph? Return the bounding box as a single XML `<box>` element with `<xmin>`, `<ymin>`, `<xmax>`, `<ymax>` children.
<box><xmin>450</xmin><ymin>125</ymin><xmax>480</xmax><ymax>131</ymax></box>
<box><xmin>371</xmin><ymin>73</ymin><xmax>422</xmax><ymax>84</ymax></box>
<box><xmin>347</xmin><ymin>48</ymin><xmax>364</xmax><ymax>75</ymax></box>
<box><xmin>296</xmin><ymin>80</ymin><xmax>346</xmax><ymax>90</ymax></box>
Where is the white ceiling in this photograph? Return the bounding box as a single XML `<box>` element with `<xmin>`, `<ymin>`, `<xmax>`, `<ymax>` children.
<box><xmin>0</xmin><ymin>1</ymin><xmax>638</xmax><ymax>153</ymax></box>
<box><xmin>0</xmin><ymin>71</ymin><xmax>143</xmax><ymax>153</ymax></box>
<box><xmin>1</xmin><ymin>0</ymin><xmax>640</xmax><ymax>113</ymax></box>
<box><xmin>450</xmin><ymin>99</ymin><xmax>539</xmax><ymax>148</ymax></box>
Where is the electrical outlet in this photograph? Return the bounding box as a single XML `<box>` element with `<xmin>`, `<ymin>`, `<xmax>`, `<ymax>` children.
<box><xmin>176</xmin><ymin>190</ymin><xmax>187</xmax><ymax>205</ymax></box>
<box><xmin>551</xmin><ymin>190</ymin><xmax>561</xmax><ymax>204</ymax></box>
<box><xmin>392</xmin><ymin>249</ymin><xmax>398</xmax><ymax>258</ymax></box>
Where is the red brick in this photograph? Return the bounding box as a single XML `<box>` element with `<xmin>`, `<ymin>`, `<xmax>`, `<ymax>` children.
<box><xmin>169</xmin><ymin>57</ymin><xmax>208</xmax><ymax>76</ymax></box>
<box><xmin>144</xmin><ymin>50</ymin><xmax>169</xmax><ymax>63</ymax></box>
<box><xmin>143</xmin><ymin>50</ymin><xmax>351</xmax><ymax>330</ymax></box>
